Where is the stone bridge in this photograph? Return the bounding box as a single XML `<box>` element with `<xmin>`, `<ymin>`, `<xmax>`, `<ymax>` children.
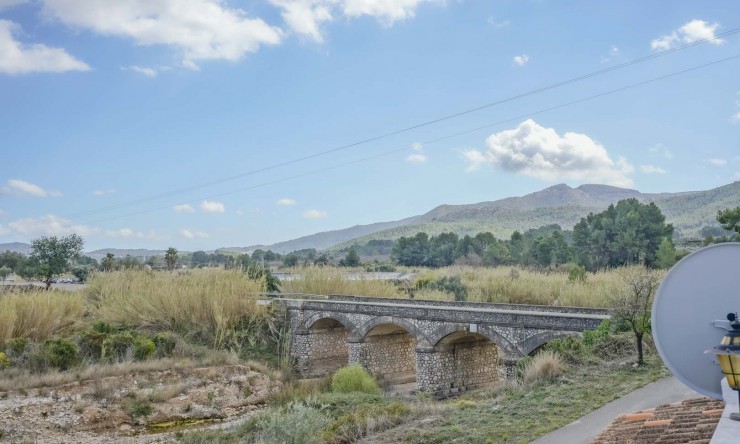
<box><xmin>269</xmin><ymin>294</ymin><xmax>609</xmax><ymax>397</ymax></box>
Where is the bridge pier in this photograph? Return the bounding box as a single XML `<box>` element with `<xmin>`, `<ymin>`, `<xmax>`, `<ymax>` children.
<box><xmin>416</xmin><ymin>334</ymin><xmax>506</xmax><ymax>397</ymax></box>
<box><xmin>292</xmin><ymin>318</ymin><xmax>349</xmax><ymax>378</ymax></box>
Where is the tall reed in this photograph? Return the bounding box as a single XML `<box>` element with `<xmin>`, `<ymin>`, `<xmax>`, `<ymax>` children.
<box><xmin>86</xmin><ymin>269</ymin><xmax>265</xmax><ymax>348</ymax></box>
<box><xmin>279</xmin><ymin>267</ymin><xmax>403</xmax><ymax>298</ymax></box>
<box><xmin>0</xmin><ymin>289</ymin><xmax>84</xmax><ymax>344</ymax></box>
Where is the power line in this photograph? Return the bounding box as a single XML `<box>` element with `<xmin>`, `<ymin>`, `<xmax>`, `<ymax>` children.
<box><xmin>43</xmin><ymin>52</ymin><xmax>737</xmax><ymax>230</ymax></box>
<box><xmin>61</xmin><ymin>27</ymin><xmax>740</xmax><ymax>220</ymax></box>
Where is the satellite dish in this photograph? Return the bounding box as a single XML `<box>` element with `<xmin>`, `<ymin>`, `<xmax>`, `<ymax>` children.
<box><xmin>652</xmin><ymin>242</ymin><xmax>740</xmax><ymax>400</ymax></box>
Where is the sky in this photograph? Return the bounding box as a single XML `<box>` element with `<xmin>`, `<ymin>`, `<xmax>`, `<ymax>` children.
<box><xmin>0</xmin><ymin>0</ymin><xmax>739</xmax><ymax>251</ymax></box>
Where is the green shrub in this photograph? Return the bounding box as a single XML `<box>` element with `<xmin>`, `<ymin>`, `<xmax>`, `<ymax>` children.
<box><xmin>417</xmin><ymin>276</ymin><xmax>469</xmax><ymax>301</ymax></box>
<box><xmin>322</xmin><ymin>402</ymin><xmax>411</xmax><ymax>443</ymax></box>
<box><xmin>0</xmin><ymin>352</ymin><xmax>10</xmax><ymax>369</ymax></box>
<box><xmin>77</xmin><ymin>330</ymin><xmax>109</xmax><ymax>360</ymax></box>
<box><xmin>331</xmin><ymin>365</ymin><xmax>380</xmax><ymax>395</ymax></box>
<box><xmin>6</xmin><ymin>338</ymin><xmax>28</xmax><ymax>356</ymax></box>
<box><xmin>43</xmin><ymin>338</ymin><xmax>80</xmax><ymax>370</ymax></box>
<box><xmin>582</xmin><ymin>320</ymin><xmax>611</xmax><ymax>347</ymax></box>
<box><xmin>254</xmin><ymin>400</ymin><xmax>331</xmax><ymax>444</ymax></box>
<box><xmin>543</xmin><ymin>336</ymin><xmax>584</xmax><ymax>365</ymax></box>
<box><xmin>567</xmin><ymin>265</ymin><xmax>587</xmax><ymax>283</ymax></box>
<box><xmin>102</xmin><ymin>331</ymin><xmax>135</xmax><ymax>362</ymax></box>
<box><xmin>153</xmin><ymin>333</ymin><xmax>177</xmax><ymax>358</ymax></box>
<box><xmin>91</xmin><ymin>321</ymin><xmax>114</xmax><ymax>334</ymax></box>
<box><xmin>133</xmin><ymin>337</ymin><xmax>155</xmax><ymax>361</ymax></box>
<box><xmin>124</xmin><ymin>397</ymin><xmax>153</xmax><ymax>418</ymax></box>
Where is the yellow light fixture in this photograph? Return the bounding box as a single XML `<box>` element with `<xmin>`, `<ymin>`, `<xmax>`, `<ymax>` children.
<box><xmin>708</xmin><ymin>312</ymin><xmax>740</xmax><ymax>421</ymax></box>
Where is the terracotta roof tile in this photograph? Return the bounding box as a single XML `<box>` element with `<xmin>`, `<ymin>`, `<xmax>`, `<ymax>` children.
<box><xmin>591</xmin><ymin>398</ymin><xmax>724</xmax><ymax>444</ymax></box>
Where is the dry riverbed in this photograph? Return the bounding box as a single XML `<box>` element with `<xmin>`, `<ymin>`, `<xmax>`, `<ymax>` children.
<box><xmin>0</xmin><ymin>364</ymin><xmax>279</xmax><ymax>443</ymax></box>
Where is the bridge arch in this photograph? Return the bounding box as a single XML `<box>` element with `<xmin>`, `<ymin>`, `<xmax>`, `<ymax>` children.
<box><xmin>428</xmin><ymin>324</ymin><xmax>518</xmax><ymax>356</ymax></box>
<box><xmin>303</xmin><ymin>311</ymin><xmax>358</xmax><ymax>334</ymax></box>
<box><xmin>517</xmin><ymin>331</ymin><xmax>580</xmax><ymax>356</ymax></box>
<box><xmin>352</xmin><ymin>316</ymin><xmax>431</xmax><ymax>347</ymax></box>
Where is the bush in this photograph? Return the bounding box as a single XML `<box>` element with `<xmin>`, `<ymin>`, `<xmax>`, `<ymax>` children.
<box><xmin>417</xmin><ymin>276</ymin><xmax>468</xmax><ymax>301</ymax></box>
<box><xmin>567</xmin><ymin>265</ymin><xmax>587</xmax><ymax>283</ymax></box>
<box><xmin>522</xmin><ymin>350</ymin><xmax>563</xmax><ymax>384</ymax></box>
<box><xmin>331</xmin><ymin>365</ymin><xmax>380</xmax><ymax>395</ymax></box>
<box><xmin>322</xmin><ymin>402</ymin><xmax>411</xmax><ymax>443</ymax></box>
<box><xmin>153</xmin><ymin>333</ymin><xmax>177</xmax><ymax>358</ymax></box>
<box><xmin>582</xmin><ymin>320</ymin><xmax>611</xmax><ymax>347</ymax></box>
<box><xmin>5</xmin><ymin>338</ymin><xmax>28</xmax><ymax>356</ymax></box>
<box><xmin>133</xmin><ymin>336</ymin><xmax>155</xmax><ymax>361</ymax></box>
<box><xmin>124</xmin><ymin>397</ymin><xmax>153</xmax><ymax>418</ymax></box>
<box><xmin>43</xmin><ymin>338</ymin><xmax>80</xmax><ymax>371</ymax></box>
<box><xmin>0</xmin><ymin>352</ymin><xmax>10</xmax><ymax>369</ymax></box>
<box><xmin>255</xmin><ymin>399</ymin><xmax>331</xmax><ymax>444</ymax></box>
<box><xmin>77</xmin><ymin>330</ymin><xmax>109</xmax><ymax>360</ymax></box>
<box><xmin>544</xmin><ymin>336</ymin><xmax>583</xmax><ymax>364</ymax></box>
<box><xmin>102</xmin><ymin>331</ymin><xmax>135</xmax><ymax>362</ymax></box>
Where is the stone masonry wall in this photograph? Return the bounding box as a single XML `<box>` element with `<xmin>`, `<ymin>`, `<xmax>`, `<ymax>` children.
<box><xmin>350</xmin><ymin>332</ymin><xmax>417</xmax><ymax>380</ymax></box>
<box><xmin>416</xmin><ymin>340</ymin><xmax>501</xmax><ymax>396</ymax></box>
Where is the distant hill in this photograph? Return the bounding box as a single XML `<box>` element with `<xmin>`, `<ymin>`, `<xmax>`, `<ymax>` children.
<box><xmin>328</xmin><ymin>181</ymin><xmax>740</xmax><ymax>251</ymax></box>
<box><xmin>85</xmin><ymin>248</ymin><xmax>168</xmax><ymax>261</ymax></box>
<box><xmin>227</xmin><ymin>216</ymin><xmax>420</xmax><ymax>254</ymax></box>
<box><xmin>0</xmin><ymin>242</ymin><xmax>32</xmax><ymax>255</ymax></box>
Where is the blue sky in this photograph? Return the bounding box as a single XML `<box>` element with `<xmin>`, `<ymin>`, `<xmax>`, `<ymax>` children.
<box><xmin>0</xmin><ymin>0</ymin><xmax>739</xmax><ymax>251</ymax></box>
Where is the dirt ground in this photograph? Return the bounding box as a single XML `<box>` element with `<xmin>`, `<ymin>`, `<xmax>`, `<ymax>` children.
<box><xmin>0</xmin><ymin>364</ymin><xmax>279</xmax><ymax>443</ymax></box>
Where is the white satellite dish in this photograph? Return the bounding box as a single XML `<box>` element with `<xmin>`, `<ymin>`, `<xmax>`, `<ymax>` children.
<box><xmin>652</xmin><ymin>242</ymin><xmax>740</xmax><ymax>400</ymax></box>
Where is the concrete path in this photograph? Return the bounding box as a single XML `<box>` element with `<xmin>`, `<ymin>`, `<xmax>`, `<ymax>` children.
<box><xmin>531</xmin><ymin>376</ymin><xmax>702</xmax><ymax>444</ymax></box>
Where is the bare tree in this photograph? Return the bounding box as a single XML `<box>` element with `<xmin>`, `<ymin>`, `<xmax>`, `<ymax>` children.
<box><xmin>609</xmin><ymin>266</ymin><xmax>662</xmax><ymax>365</ymax></box>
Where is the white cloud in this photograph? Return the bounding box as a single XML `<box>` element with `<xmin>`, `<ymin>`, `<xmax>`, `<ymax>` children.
<box><xmin>639</xmin><ymin>165</ymin><xmax>667</xmax><ymax>174</ymax></box>
<box><xmin>464</xmin><ymin>119</ymin><xmax>634</xmax><ymax>187</ymax></box>
<box><xmin>4</xmin><ymin>214</ymin><xmax>100</xmax><ymax>237</ymax></box>
<box><xmin>200</xmin><ymin>200</ymin><xmax>225</xmax><ymax>213</ymax></box>
<box><xmin>276</xmin><ymin>198</ymin><xmax>297</xmax><ymax>206</ymax></box>
<box><xmin>732</xmin><ymin>112</ymin><xmax>740</xmax><ymax>123</ymax></box>
<box><xmin>486</xmin><ymin>16</ymin><xmax>510</xmax><ymax>28</ymax></box>
<box><xmin>235</xmin><ymin>210</ymin><xmax>244</xmax><ymax>216</ymax></box>
<box><xmin>651</xmin><ymin>19</ymin><xmax>725</xmax><ymax>50</ymax></box>
<box><xmin>93</xmin><ymin>188</ymin><xmax>116</xmax><ymax>196</ymax></box>
<box><xmin>122</xmin><ymin>65</ymin><xmax>157</xmax><ymax>77</ymax></box>
<box><xmin>600</xmin><ymin>45</ymin><xmax>620</xmax><ymax>63</ymax></box>
<box><xmin>303</xmin><ymin>209</ymin><xmax>328</xmax><ymax>219</ymax></box>
<box><xmin>512</xmin><ymin>54</ymin><xmax>528</xmax><ymax>67</ymax></box>
<box><xmin>0</xmin><ymin>19</ymin><xmax>90</xmax><ymax>75</ymax></box>
<box><xmin>179</xmin><ymin>228</ymin><xmax>209</xmax><ymax>239</ymax></box>
<box><xmin>105</xmin><ymin>228</ymin><xmax>144</xmax><ymax>238</ymax></box>
<box><xmin>706</xmin><ymin>158</ymin><xmax>727</xmax><ymax>166</ymax></box>
<box><xmin>406</xmin><ymin>142</ymin><xmax>427</xmax><ymax>163</ymax></box>
<box><xmin>0</xmin><ymin>209</ymin><xmax>7</xmax><ymax>217</ymax></box>
<box><xmin>405</xmin><ymin>153</ymin><xmax>427</xmax><ymax>163</ymax></box>
<box><xmin>173</xmin><ymin>203</ymin><xmax>195</xmax><ymax>213</ymax></box>
<box><xmin>42</xmin><ymin>0</ymin><xmax>283</xmax><ymax>66</ymax></box>
<box><xmin>648</xmin><ymin>143</ymin><xmax>673</xmax><ymax>159</ymax></box>
<box><xmin>270</xmin><ymin>0</ymin><xmax>433</xmax><ymax>42</ymax></box>
<box><xmin>5</xmin><ymin>179</ymin><xmax>61</xmax><ymax>197</ymax></box>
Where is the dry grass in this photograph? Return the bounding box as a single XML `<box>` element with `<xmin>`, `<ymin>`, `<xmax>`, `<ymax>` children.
<box><xmin>412</xmin><ymin>266</ymin><xmax>649</xmax><ymax>307</ymax></box>
<box><xmin>523</xmin><ymin>350</ymin><xmax>563</xmax><ymax>384</ymax></box>
<box><xmin>280</xmin><ymin>267</ymin><xmax>403</xmax><ymax>299</ymax></box>
<box><xmin>86</xmin><ymin>269</ymin><xmax>266</xmax><ymax>348</ymax></box>
<box><xmin>0</xmin><ymin>289</ymin><xmax>84</xmax><ymax>344</ymax></box>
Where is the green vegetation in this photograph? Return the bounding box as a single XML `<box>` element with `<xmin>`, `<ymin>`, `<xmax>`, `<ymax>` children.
<box><xmin>717</xmin><ymin>206</ymin><xmax>740</xmax><ymax>234</ymax></box>
<box><xmin>330</xmin><ymin>365</ymin><xmax>380</xmax><ymax>395</ymax></box>
<box><xmin>20</xmin><ymin>234</ymin><xmax>84</xmax><ymax>289</ymax></box>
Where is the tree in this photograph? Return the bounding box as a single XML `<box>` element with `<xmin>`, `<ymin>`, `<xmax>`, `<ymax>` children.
<box><xmin>609</xmin><ymin>267</ymin><xmax>661</xmax><ymax>365</ymax></box>
<box><xmin>0</xmin><ymin>250</ymin><xmax>27</xmax><ymax>272</ymax></box>
<box><xmin>23</xmin><ymin>234</ymin><xmax>84</xmax><ymax>289</ymax></box>
<box><xmin>340</xmin><ymin>248</ymin><xmax>361</xmax><ymax>267</ymax></box>
<box><xmin>0</xmin><ymin>266</ymin><xmax>11</xmax><ymax>282</ymax></box>
<box><xmin>282</xmin><ymin>254</ymin><xmax>299</xmax><ymax>267</ymax></box>
<box><xmin>101</xmin><ymin>253</ymin><xmax>116</xmax><ymax>272</ymax></box>
<box><xmin>392</xmin><ymin>232</ymin><xmax>430</xmax><ymax>266</ymax></box>
<box><xmin>191</xmin><ymin>250</ymin><xmax>210</xmax><ymax>267</ymax></box>
<box><xmin>717</xmin><ymin>207</ymin><xmax>740</xmax><ymax>234</ymax></box>
<box><xmin>655</xmin><ymin>237</ymin><xmax>677</xmax><ymax>269</ymax></box>
<box><xmin>573</xmin><ymin>199</ymin><xmax>673</xmax><ymax>270</ymax></box>
<box><xmin>164</xmin><ymin>247</ymin><xmax>178</xmax><ymax>270</ymax></box>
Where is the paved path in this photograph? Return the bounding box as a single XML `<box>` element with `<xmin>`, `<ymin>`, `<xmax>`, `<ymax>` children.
<box><xmin>531</xmin><ymin>376</ymin><xmax>702</xmax><ymax>444</ymax></box>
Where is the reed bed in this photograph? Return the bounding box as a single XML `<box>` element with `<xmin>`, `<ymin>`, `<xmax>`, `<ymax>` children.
<box><xmin>412</xmin><ymin>266</ymin><xmax>660</xmax><ymax>307</ymax></box>
<box><xmin>86</xmin><ymin>269</ymin><xmax>266</xmax><ymax>348</ymax></box>
<box><xmin>279</xmin><ymin>267</ymin><xmax>404</xmax><ymax>299</ymax></box>
<box><xmin>0</xmin><ymin>289</ymin><xmax>84</xmax><ymax>344</ymax></box>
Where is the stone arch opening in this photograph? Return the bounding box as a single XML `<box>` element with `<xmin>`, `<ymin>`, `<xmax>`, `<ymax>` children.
<box><xmin>418</xmin><ymin>332</ymin><xmax>502</xmax><ymax>396</ymax></box>
<box><xmin>353</xmin><ymin>322</ymin><xmax>417</xmax><ymax>388</ymax></box>
<box><xmin>518</xmin><ymin>331</ymin><xmax>579</xmax><ymax>357</ymax></box>
<box><xmin>296</xmin><ymin>317</ymin><xmax>350</xmax><ymax>377</ymax></box>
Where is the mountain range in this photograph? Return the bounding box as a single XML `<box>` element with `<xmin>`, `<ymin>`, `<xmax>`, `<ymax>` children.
<box><xmin>1</xmin><ymin>181</ymin><xmax>738</xmax><ymax>257</ymax></box>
